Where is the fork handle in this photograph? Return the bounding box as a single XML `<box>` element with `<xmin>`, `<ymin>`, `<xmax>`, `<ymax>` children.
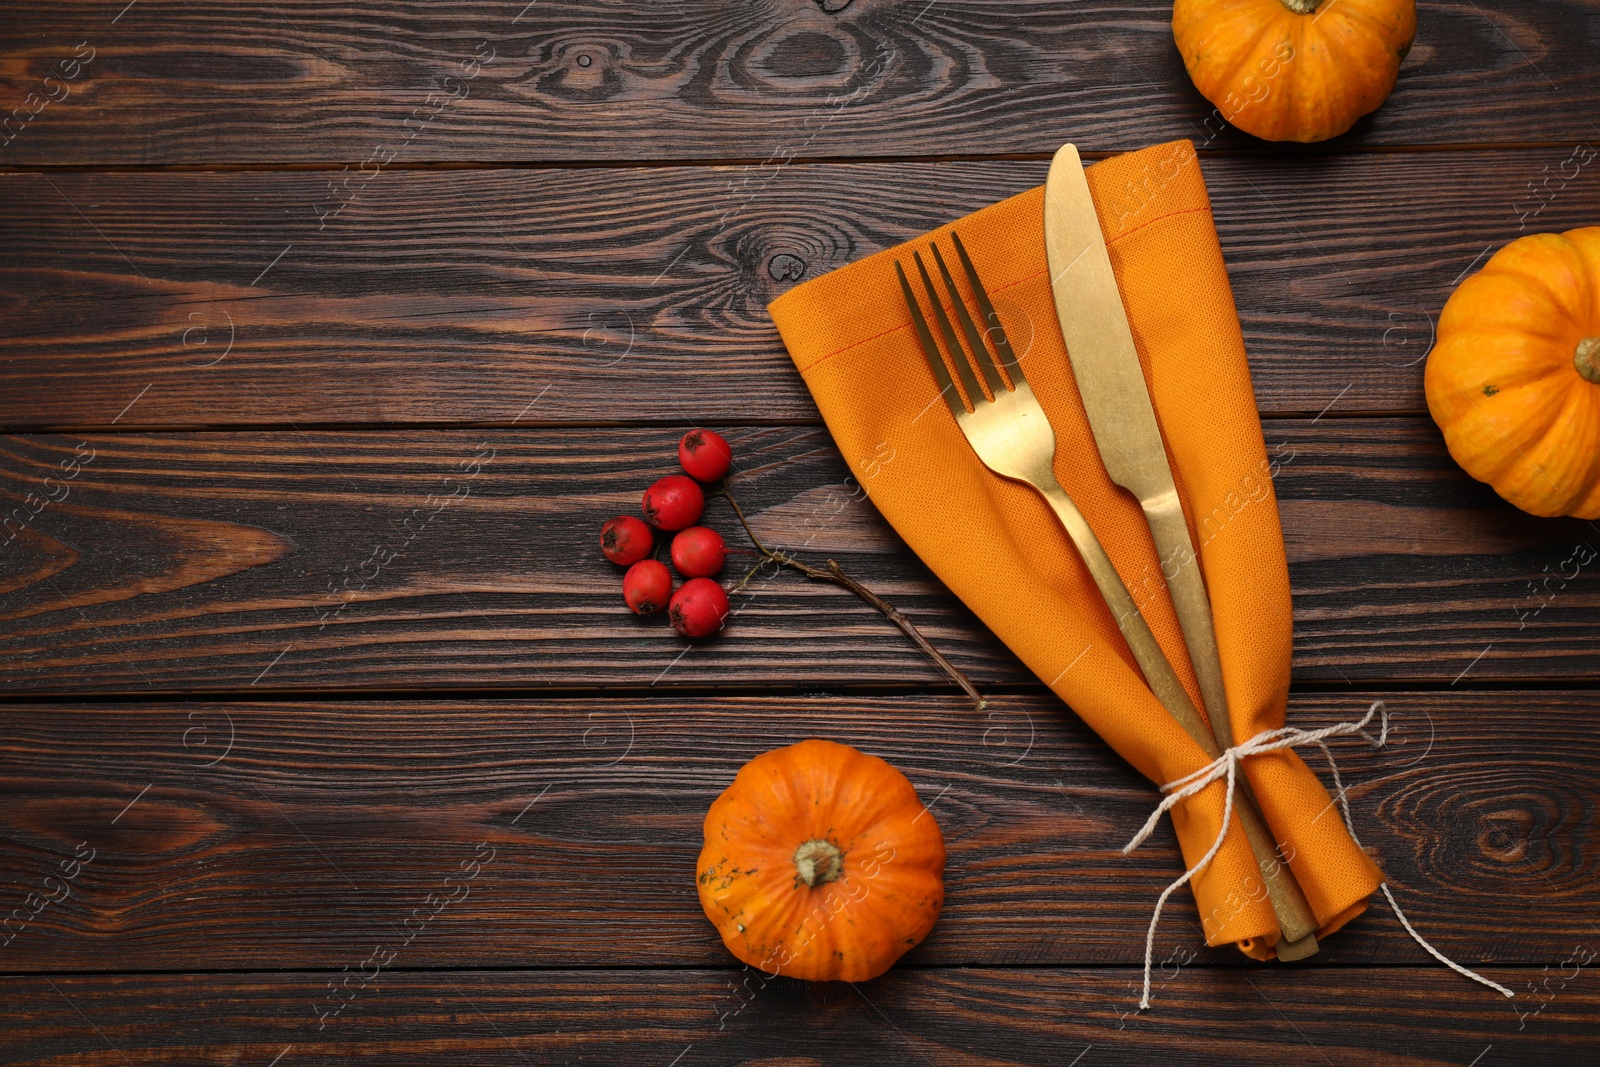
<box><xmin>1036</xmin><ymin>479</ymin><xmax>1208</xmax><ymax>727</ymax></box>
<box><xmin>1035</xmin><ymin>478</ymin><xmax>1321</xmax><ymax>951</ymax></box>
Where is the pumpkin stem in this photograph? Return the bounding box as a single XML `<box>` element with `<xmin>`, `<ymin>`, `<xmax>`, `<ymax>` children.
<box><xmin>1577</xmin><ymin>337</ymin><xmax>1600</xmax><ymax>384</ymax></box>
<box><xmin>1280</xmin><ymin>0</ymin><xmax>1321</xmax><ymax>12</ymax></box>
<box><xmin>793</xmin><ymin>839</ymin><xmax>844</xmax><ymax>888</ymax></box>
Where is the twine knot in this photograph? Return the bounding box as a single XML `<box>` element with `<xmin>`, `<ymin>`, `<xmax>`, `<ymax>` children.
<box><xmin>1122</xmin><ymin>700</ymin><xmax>1514</xmax><ymax>1010</ymax></box>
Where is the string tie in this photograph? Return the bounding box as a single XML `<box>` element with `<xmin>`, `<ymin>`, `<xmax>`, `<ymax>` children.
<box><xmin>1122</xmin><ymin>699</ymin><xmax>1515</xmax><ymax>1009</ymax></box>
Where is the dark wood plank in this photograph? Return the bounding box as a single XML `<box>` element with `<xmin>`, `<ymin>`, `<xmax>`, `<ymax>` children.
<box><xmin>1</xmin><ymin>692</ymin><xmax>1594</xmax><ymax>972</ymax></box>
<box><xmin>1</xmin><ymin>1</ymin><xmax>1598</xmax><ymax>165</ymax></box>
<box><xmin>3</xmin><ymin>151</ymin><xmax>1599</xmax><ymax>428</ymax></box>
<box><xmin>0</xmin><ymin>422</ymin><xmax>1595</xmax><ymax>693</ymax></box>
<box><xmin>3</xmin><ymin>966</ymin><xmax>1595</xmax><ymax>1065</ymax></box>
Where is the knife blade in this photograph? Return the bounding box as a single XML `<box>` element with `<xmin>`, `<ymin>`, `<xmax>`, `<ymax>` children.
<box><xmin>1043</xmin><ymin>143</ymin><xmax>1321</xmax><ymax>955</ymax></box>
<box><xmin>1042</xmin><ymin>143</ymin><xmax>1184</xmax><ymax>526</ymax></box>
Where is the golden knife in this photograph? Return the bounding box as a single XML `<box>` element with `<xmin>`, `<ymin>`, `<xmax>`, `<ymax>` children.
<box><xmin>1042</xmin><ymin>143</ymin><xmax>1320</xmax><ymax>958</ymax></box>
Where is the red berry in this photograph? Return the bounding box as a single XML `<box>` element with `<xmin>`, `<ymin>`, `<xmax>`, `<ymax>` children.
<box><xmin>600</xmin><ymin>515</ymin><xmax>654</xmax><ymax>566</ymax></box>
<box><xmin>679</xmin><ymin>428</ymin><xmax>732</xmax><ymax>482</ymax></box>
<box><xmin>623</xmin><ymin>560</ymin><xmax>673</xmax><ymax>615</ymax></box>
<box><xmin>671</xmin><ymin>526</ymin><xmax>726</xmax><ymax>578</ymax></box>
<box><xmin>669</xmin><ymin>577</ymin><xmax>729</xmax><ymax>638</ymax></box>
<box><xmin>642</xmin><ymin>475</ymin><xmax>704</xmax><ymax>531</ymax></box>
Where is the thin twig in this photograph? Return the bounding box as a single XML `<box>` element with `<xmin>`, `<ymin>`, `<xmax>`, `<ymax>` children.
<box><xmin>715</xmin><ymin>486</ymin><xmax>986</xmax><ymax>712</ymax></box>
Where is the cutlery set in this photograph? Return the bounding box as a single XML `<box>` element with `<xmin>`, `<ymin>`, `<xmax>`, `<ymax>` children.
<box><xmin>897</xmin><ymin>143</ymin><xmax>1321</xmax><ymax>959</ymax></box>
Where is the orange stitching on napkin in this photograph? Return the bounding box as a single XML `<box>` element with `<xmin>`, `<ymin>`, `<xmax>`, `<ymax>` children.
<box><xmin>796</xmin><ymin>321</ymin><xmax>912</xmax><ymax>375</ymax></box>
<box><xmin>1106</xmin><ymin>205</ymin><xmax>1213</xmax><ymax>247</ymax></box>
<box><xmin>991</xmin><ymin>268</ymin><xmax>1048</xmax><ymax>292</ymax></box>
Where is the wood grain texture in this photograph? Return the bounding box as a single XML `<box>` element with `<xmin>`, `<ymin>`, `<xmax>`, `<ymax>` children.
<box><xmin>0</xmin><ymin>422</ymin><xmax>1595</xmax><ymax>694</ymax></box>
<box><xmin>0</xmin><ymin>0</ymin><xmax>1598</xmax><ymax>165</ymax></box>
<box><xmin>3</xmin><ymin>965</ymin><xmax>1596</xmax><ymax>1066</ymax></box>
<box><xmin>0</xmin><ymin>692</ymin><xmax>1594</xmax><ymax>976</ymax></box>
<box><xmin>4</xmin><ymin>1</ymin><xmax>1596</xmax><ymax>1060</ymax></box>
<box><xmin>3</xmin><ymin>151</ymin><xmax>1599</xmax><ymax>428</ymax></box>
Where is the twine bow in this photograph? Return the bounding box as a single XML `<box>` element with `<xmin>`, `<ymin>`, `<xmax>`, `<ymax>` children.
<box><xmin>1122</xmin><ymin>699</ymin><xmax>1515</xmax><ymax>1009</ymax></box>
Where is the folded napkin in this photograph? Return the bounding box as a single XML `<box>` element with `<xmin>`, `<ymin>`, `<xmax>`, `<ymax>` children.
<box><xmin>768</xmin><ymin>140</ymin><xmax>1383</xmax><ymax>957</ymax></box>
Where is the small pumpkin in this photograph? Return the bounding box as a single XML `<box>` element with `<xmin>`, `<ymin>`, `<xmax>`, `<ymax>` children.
<box><xmin>696</xmin><ymin>738</ymin><xmax>945</xmax><ymax>982</ymax></box>
<box><xmin>1426</xmin><ymin>227</ymin><xmax>1600</xmax><ymax>519</ymax></box>
<box><xmin>1172</xmin><ymin>0</ymin><xmax>1416</xmax><ymax>143</ymax></box>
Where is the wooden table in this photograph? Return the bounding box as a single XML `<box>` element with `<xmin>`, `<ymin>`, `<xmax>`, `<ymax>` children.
<box><xmin>2</xmin><ymin>2</ymin><xmax>1598</xmax><ymax>1063</ymax></box>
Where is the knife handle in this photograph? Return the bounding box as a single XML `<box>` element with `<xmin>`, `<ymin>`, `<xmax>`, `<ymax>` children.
<box><xmin>1035</xmin><ymin>475</ymin><xmax>1320</xmax><ymax>951</ymax></box>
<box><xmin>1143</xmin><ymin>491</ymin><xmax>1233</xmax><ymax>749</ymax></box>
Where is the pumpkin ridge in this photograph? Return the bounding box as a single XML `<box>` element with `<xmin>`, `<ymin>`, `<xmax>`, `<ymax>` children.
<box><xmin>1565</xmin><ymin>385</ymin><xmax>1600</xmax><ymax>514</ymax></box>
<box><xmin>1280</xmin><ymin>17</ymin><xmax>1322</xmax><ymax>135</ymax></box>
<box><xmin>1566</xmin><ymin>230</ymin><xmax>1600</xmax><ymax>325</ymax></box>
<box><xmin>1507</xmin><ymin>251</ymin><xmax>1590</xmax><ymax>329</ymax></box>
<box><xmin>1573</xmin><ymin>380</ymin><xmax>1600</xmax><ymax>514</ymax></box>
<box><xmin>1308</xmin><ymin>9</ymin><xmax>1398</xmax><ymax>114</ymax></box>
<box><xmin>1481</xmin><ymin>267</ymin><xmax>1586</xmax><ymax>343</ymax></box>
<box><xmin>1433</xmin><ymin>376</ymin><xmax>1544</xmax><ymax>484</ymax></box>
<box><xmin>1188</xmin><ymin>8</ymin><xmax>1287</xmax><ymax>123</ymax></box>
<box><xmin>851</xmin><ymin>864</ymin><xmax>945</xmax><ymax>905</ymax></box>
<box><xmin>1480</xmin><ymin>373</ymin><xmax>1572</xmax><ymax>450</ymax></box>
<box><xmin>1523</xmin><ymin>380</ymin><xmax>1600</xmax><ymax>512</ymax></box>
<box><xmin>810</xmin><ymin>783</ymin><xmax>911</xmax><ymax>843</ymax></box>
<box><xmin>1440</xmin><ymin>371</ymin><xmax>1580</xmax><ymax>511</ymax></box>
<box><xmin>1427</xmin><ymin>334</ymin><xmax>1561</xmax><ymax>404</ymax></box>
<box><xmin>1325</xmin><ymin>0</ymin><xmax>1408</xmax><ymax>43</ymax></box>
<box><xmin>1492</xmin><ymin>361</ymin><xmax>1571</xmax><ymax>397</ymax></box>
<box><xmin>1178</xmin><ymin>0</ymin><xmax>1271</xmax><ymax>54</ymax></box>
<box><xmin>1436</xmin><ymin>330</ymin><xmax>1573</xmax><ymax>391</ymax></box>
<box><xmin>1238</xmin><ymin>15</ymin><xmax>1293</xmax><ymax>103</ymax></box>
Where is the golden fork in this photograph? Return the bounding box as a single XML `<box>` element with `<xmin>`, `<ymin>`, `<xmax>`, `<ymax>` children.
<box><xmin>895</xmin><ymin>231</ymin><xmax>1320</xmax><ymax>958</ymax></box>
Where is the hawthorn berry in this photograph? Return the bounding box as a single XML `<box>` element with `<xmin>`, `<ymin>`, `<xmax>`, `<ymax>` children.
<box><xmin>600</xmin><ymin>515</ymin><xmax>654</xmax><ymax>566</ymax></box>
<box><xmin>623</xmin><ymin>559</ymin><xmax>673</xmax><ymax>615</ymax></box>
<box><xmin>678</xmin><ymin>428</ymin><xmax>732</xmax><ymax>482</ymax></box>
<box><xmin>669</xmin><ymin>577</ymin><xmax>729</xmax><ymax>638</ymax></box>
<box><xmin>642</xmin><ymin>474</ymin><xmax>704</xmax><ymax>531</ymax></box>
<box><xmin>671</xmin><ymin>526</ymin><xmax>726</xmax><ymax>578</ymax></box>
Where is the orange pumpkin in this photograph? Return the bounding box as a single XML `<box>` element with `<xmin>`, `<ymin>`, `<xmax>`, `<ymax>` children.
<box><xmin>696</xmin><ymin>739</ymin><xmax>945</xmax><ymax>982</ymax></box>
<box><xmin>1172</xmin><ymin>0</ymin><xmax>1416</xmax><ymax>143</ymax></box>
<box><xmin>1426</xmin><ymin>227</ymin><xmax>1600</xmax><ymax>519</ymax></box>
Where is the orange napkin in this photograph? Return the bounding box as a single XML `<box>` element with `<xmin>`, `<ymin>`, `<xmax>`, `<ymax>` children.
<box><xmin>767</xmin><ymin>141</ymin><xmax>1382</xmax><ymax>956</ymax></box>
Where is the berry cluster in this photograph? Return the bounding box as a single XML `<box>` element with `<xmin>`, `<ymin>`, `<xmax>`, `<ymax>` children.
<box><xmin>600</xmin><ymin>429</ymin><xmax>735</xmax><ymax>638</ymax></box>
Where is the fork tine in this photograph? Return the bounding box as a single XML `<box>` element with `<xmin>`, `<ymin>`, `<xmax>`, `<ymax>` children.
<box><xmin>895</xmin><ymin>260</ymin><xmax>966</xmax><ymax>419</ymax></box>
<box><xmin>912</xmin><ymin>250</ymin><xmax>986</xmax><ymax>407</ymax></box>
<box><xmin>950</xmin><ymin>230</ymin><xmax>1024</xmax><ymax>386</ymax></box>
<box><xmin>930</xmin><ymin>241</ymin><xmax>1006</xmax><ymax>398</ymax></box>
